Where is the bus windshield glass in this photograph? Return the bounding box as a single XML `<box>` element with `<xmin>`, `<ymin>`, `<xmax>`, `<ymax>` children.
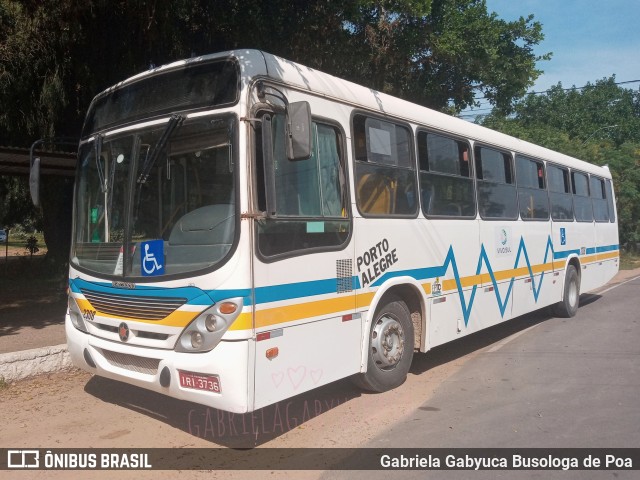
<box><xmin>72</xmin><ymin>116</ymin><xmax>237</xmax><ymax>279</ymax></box>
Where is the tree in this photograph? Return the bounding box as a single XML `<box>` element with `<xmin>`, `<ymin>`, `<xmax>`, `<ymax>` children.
<box><xmin>0</xmin><ymin>176</ymin><xmax>42</xmax><ymax>231</ymax></box>
<box><xmin>482</xmin><ymin>78</ymin><xmax>640</xmax><ymax>247</ymax></box>
<box><xmin>0</xmin><ymin>0</ymin><xmax>548</xmax><ymax>263</ymax></box>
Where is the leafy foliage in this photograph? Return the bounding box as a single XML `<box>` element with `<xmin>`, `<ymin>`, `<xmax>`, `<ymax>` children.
<box><xmin>0</xmin><ymin>176</ymin><xmax>41</xmax><ymax>230</ymax></box>
<box><xmin>0</xmin><ymin>0</ymin><xmax>547</xmax><ymax>143</ymax></box>
<box><xmin>24</xmin><ymin>235</ymin><xmax>39</xmax><ymax>257</ymax></box>
<box><xmin>0</xmin><ymin>0</ymin><xmax>547</xmax><ymax>261</ymax></box>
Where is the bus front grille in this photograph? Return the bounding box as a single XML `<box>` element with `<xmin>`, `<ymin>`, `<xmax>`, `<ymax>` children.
<box><xmin>100</xmin><ymin>348</ymin><xmax>161</xmax><ymax>375</ymax></box>
<box><xmin>80</xmin><ymin>289</ymin><xmax>186</xmax><ymax>321</ymax></box>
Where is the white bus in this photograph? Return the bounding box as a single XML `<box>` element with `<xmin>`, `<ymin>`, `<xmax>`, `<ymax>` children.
<box><xmin>56</xmin><ymin>50</ymin><xmax>618</xmax><ymax>413</ymax></box>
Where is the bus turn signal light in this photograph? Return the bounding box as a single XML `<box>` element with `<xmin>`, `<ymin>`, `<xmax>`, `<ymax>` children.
<box><xmin>266</xmin><ymin>347</ymin><xmax>279</xmax><ymax>360</ymax></box>
<box><xmin>219</xmin><ymin>302</ymin><xmax>237</xmax><ymax>315</ymax></box>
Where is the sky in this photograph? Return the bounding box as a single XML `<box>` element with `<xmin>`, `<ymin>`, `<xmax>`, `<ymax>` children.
<box><xmin>465</xmin><ymin>0</ymin><xmax>640</xmax><ymax>116</ymax></box>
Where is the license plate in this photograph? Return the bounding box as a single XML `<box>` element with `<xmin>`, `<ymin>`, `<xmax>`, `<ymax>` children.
<box><xmin>178</xmin><ymin>371</ymin><xmax>221</xmax><ymax>393</ymax></box>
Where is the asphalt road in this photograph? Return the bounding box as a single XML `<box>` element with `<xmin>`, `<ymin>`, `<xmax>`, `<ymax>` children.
<box><xmin>326</xmin><ymin>275</ymin><xmax>640</xmax><ymax>479</ymax></box>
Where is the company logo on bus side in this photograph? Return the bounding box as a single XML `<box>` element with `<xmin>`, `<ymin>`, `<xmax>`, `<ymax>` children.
<box><xmin>356</xmin><ymin>238</ymin><xmax>399</xmax><ymax>287</ymax></box>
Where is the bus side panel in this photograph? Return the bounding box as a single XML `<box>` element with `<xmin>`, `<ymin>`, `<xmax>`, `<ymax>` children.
<box><xmin>417</xmin><ymin>219</ymin><xmax>481</xmax><ymax>347</ymax></box>
<box><xmin>569</xmin><ymin>222</ymin><xmax>599</xmax><ymax>291</ymax></box>
<box><xmin>252</xmin><ymin>314</ymin><xmax>362</xmax><ymax>411</ymax></box>
<box><xmin>594</xmin><ymin>220</ymin><xmax>620</xmax><ymax>287</ymax></box>
<box><xmin>250</xmin><ymin>241</ymin><xmax>359</xmax><ymax>410</ymax></box>
<box><xmin>475</xmin><ymin>220</ymin><xmax>519</xmax><ymax>326</ymax></box>
<box><xmin>511</xmin><ymin>221</ymin><xmax>558</xmax><ymax>318</ymax></box>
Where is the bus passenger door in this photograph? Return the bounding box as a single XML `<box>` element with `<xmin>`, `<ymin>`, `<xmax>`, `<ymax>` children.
<box><xmin>250</xmin><ymin>111</ymin><xmax>360</xmax><ymax>411</ymax></box>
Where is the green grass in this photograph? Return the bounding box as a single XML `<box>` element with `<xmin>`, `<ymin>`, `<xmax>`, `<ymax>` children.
<box><xmin>3</xmin><ymin>231</ymin><xmax>46</xmax><ymax>250</ymax></box>
<box><xmin>620</xmin><ymin>250</ymin><xmax>640</xmax><ymax>270</ymax></box>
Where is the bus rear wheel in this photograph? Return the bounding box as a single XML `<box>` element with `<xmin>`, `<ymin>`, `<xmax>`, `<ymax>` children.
<box><xmin>352</xmin><ymin>296</ymin><xmax>414</xmax><ymax>392</ymax></box>
<box><xmin>551</xmin><ymin>264</ymin><xmax>580</xmax><ymax>318</ymax></box>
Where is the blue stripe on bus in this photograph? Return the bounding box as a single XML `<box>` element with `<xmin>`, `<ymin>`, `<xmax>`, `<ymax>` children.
<box><xmin>69</xmin><ymin>277</ymin><xmax>251</xmax><ymax>306</ymax></box>
<box><xmin>71</xmin><ymin>241</ymin><xmax>619</xmax><ymax>311</ymax></box>
<box><xmin>253</xmin><ymin>277</ymin><xmax>359</xmax><ymax>304</ymax></box>
<box><xmin>553</xmin><ymin>249</ymin><xmax>581</xmax><ymax>259</ymax></box>
<box><xmin>369</xmin><ymin>265</ymin><xmax>446</xmax><ymax>287</ymax></box>
<box><xmin>553</xmin><ymin>243</ymin><xmax>619</xmax><ymax>259</ymax></box>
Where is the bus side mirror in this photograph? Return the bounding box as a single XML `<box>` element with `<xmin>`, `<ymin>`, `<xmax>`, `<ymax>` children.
<box><xmin>286</xmin><ymin>101</ymin><xmax>312</xmax><ymax>161</ymax></box>
<box><xmin>30</xmin><ymin>157</ymin><xmax>41</xmax><ymax>207</ymax></box>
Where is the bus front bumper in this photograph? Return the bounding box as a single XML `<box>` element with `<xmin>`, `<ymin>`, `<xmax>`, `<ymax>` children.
<box><xmin>65</xmin><ymin>315</ymin><xmax>252</xmax><ymax>413</ymax></box>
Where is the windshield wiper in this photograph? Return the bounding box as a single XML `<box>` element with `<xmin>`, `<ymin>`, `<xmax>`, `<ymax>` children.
<box><xmin>94</xmin><ymin>134</ymin><xmax>106</xmax><ymax>193</ymax></box>
<box><xmin>136</xmin><ymin>114</ymin><xmax>184</xmax><ymax>184</ymax></box>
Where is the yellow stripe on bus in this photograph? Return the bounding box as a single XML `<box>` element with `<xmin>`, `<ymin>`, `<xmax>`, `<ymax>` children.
<box><xmin>229</xmin><ymin>292</ymin><xmax>377</xmax><ymax>331</ymax></box>
<box><xmin>597</xmin><ymin>251</ymin><xmax>619</xmax><ymax>261</ymax></box>
<box><xmin>77</xmin><ymin>255</ymin><xmax>618</xmax><ymax>332</ymax></box>
<box><xmin>439</xmin><ymin>262</ymin><xmax>555</xmax><ymax>292</ymax></box>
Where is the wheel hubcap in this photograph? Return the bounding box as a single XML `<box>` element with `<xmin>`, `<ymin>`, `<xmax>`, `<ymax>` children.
<box><xmin>371</xmin><ymin>314</ymin><xmax>405</xmax><ymax>370</ymax></box>
<box><xmin>568</xmin><ymin>280</ymin><xmax>578</xmax><ymax>307</ymax></box>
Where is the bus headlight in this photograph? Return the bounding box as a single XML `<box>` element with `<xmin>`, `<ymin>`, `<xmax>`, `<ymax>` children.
<box><xmin>191</xmin><ymin>331</ymin><xmax>204</xmax><ymax>349</ymax></box>
<box><xmin>68</xmin><ymin>295</ymin><xmax>88</xmax><ymax>333</ymax></box>
<box><xmin>204</xmin><ymin>314</ymin><xmax>218</xmax><ymax>332</ymax></box>
<box><xmin>175</xmin><ymin>297</ymin><xmax>243</xmax><ymax>353</ymax></box>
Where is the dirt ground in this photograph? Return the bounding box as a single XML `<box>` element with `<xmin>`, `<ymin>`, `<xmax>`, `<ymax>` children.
<box><xmin>0</xmin><ymin>329</ymin><xmax>476</xmax><ymax>479</ymax></box>
<box><xmin>1</xmin><ymin>253</ymin><xmax>639</xmax><ymax>478</ymax></box>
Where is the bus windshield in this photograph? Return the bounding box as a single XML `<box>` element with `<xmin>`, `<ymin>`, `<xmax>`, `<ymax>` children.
<box><xmin>72</xmin><ymin>116</ymin><xmax>237</xmax><ymax>279</ymax></box>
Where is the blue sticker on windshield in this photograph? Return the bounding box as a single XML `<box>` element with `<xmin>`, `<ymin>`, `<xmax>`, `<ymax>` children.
<box><xmin>141</xmin><ymin>239</ymin><xmax>164</xmax><ymax>276</ymax></box>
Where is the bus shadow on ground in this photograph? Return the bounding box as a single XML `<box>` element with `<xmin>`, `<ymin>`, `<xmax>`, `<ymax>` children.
<box><xmin>409</xmin><ymin>293</ymin><xmax>602</xmax><ymax>376</ymax></box>
<box><xmin>83</xmin><ymin>294</ymin><xmax>602</xmax><ymax>448</ymax></box>
<box><xmin>84</xmin><ymin>373</ymin><xmax>361</xmax><ymax>448</ymax></box>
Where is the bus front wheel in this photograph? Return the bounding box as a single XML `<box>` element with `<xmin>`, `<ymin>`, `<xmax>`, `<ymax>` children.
<box><xmin>352</xmin><ymin>296</ymin><xmax>414</xmax><ymax>392</ymax></box>
<box><xmin>551</xmin><ymin>265</ymin><xmax>580</xmax><ymax>318</ymax></box>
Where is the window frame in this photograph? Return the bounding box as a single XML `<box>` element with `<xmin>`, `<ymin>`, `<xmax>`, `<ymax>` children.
<box><xmin>571</xmin><ymin>170</ymin><xmax>594</xmax><ymax>222</ymax></box>
<box><xmin>590</xmin><ymin>175</ymin><xmax>610</xmax><ymax>223</ymax></box>
<box><xmin>605</xmin><ymin>179</ymin><xmax>616</xmax><ymax>223</ymax></box>
<box><xmin>351</xmin><ymin>111</ymin><xmax>419</xmax><ymax>219</ymax></box>
<box><xmin>546</xmin><ymin>163</ymin><xmax>575</xmax><ymax>222</ymax></box>
<box><xmin>253</xmin><ymin>111</ymin><xmax>353</xmax><ymax>263</ymax></box>
<box><xmin>474</xmin><ymin>143</ymin><xmax>518</xmax><ymax>221</ymax></box>
<box><xmin>417</xmin><ymin>128</ymin><xmax>477</xmax><ymax>219</ymax></box>
<box><xmin>515</xmin><ymin>154</ymin><xmax>550</xmax><ymax>221</ymax></box>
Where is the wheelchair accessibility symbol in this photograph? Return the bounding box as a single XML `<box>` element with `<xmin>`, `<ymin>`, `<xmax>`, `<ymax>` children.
<box><xmin>141</xmin><ymin>240</ymin><xmax>164</xmax><ymax>276</ymax></box>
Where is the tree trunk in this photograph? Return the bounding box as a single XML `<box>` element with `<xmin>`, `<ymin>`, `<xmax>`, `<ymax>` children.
<box><xmin>41</xmin><ymin>176</ymin><xmax>74</xmax><ymax>264</ymax></box>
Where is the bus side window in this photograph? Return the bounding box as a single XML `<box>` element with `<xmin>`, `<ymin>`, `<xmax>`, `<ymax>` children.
<box><xmin>571</xmin><ymin>171</ymin><xmax>593</xmax><ymax>222</ymax></box>
<box><xmin>548</xmin><ymin>164</ymin><xmax>574</xmax><ymax>221</ymax></box>
<box><xmin>590</xmin><ymin>175</ymin><xmax>609</xmax><ymax>222</ymax></box>
<box><xmin>475</xmin><ymin>146</ymin><xmax>517</xmax><ymax>220</ymax></box>
<box><xmin>515</xmin><ymin>155</ymin><xmax>549</xmax><ymax>220</ymax></box>
<box><xmin>353</xmin><ymin>115</ymin><xmax>417</xmax><ymax>217</ymax></box>
<box><xmin>418</xmin><ymin>131</ymin><xmax>475</xmax><ymax>218</ymax></box>
<box><xmin>605</xmin><ymin>179</ymin><xmax>616</xmax><ymax>223</ymax></box>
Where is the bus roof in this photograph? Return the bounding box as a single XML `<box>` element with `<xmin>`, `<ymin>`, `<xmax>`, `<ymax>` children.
<box><xmin>96</xmin><ymin>49</ymin><xmax>612</xmax><ymax>179</ymax></box>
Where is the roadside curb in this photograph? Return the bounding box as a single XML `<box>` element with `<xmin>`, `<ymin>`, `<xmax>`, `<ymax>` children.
<box><xmin>0</xmin><ymin>344</ymin><xmax>72</xmax><ymax>383</ymax></box>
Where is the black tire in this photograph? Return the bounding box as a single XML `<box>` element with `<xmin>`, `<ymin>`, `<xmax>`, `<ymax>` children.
<box><xmin>352</xmin><ymin>296</ymin><xmax>414</xmax><ymax>392</ymax></box>
<box><xmin>551</xmin><ymin>264</ymin><xmax>580</xmax><ymax>318</ymax></box>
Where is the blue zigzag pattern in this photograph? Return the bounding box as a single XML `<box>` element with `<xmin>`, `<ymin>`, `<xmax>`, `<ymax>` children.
<box><xmin>443</xmin><ymin>235</ymin><xmax>555</xmax><ymax>326</ymax></box>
